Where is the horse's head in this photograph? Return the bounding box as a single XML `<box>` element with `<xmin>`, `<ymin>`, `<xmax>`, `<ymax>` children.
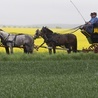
<box><xmin>39</xmin><ymin>27</ymin><xmax>54</xmax><ymax>42</ymax></box>
<box><xmin>34</xmin><ymin>27</ymin><xmax>50</xmax><ymax>39</ymax></box>
<box><xmin>33</xmin><ymin>29</ymin><xmax>41</xmax><ymax>39</ymax></box>
<box><xmin>0</xmin><ymin>29</ymin><xmax>4</xmax><ymax>38</ymax></box>
<box><xmin>0</xmin><ymin>30</ymin><xmax>9</xmax><ymax>43</ymax></box>
<box><xmin>0</xmin><ymin>31</ymin><xmax>5</xmax><ymax>39</ymax></box>
<box><xmin>34</xmin><ymin>27</ymin><xmax>53</xmax><ymax>42</ymax></box>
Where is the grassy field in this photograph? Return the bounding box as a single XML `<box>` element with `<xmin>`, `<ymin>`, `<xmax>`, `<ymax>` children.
<box><xmin>0</xmin><ymin>53</ymin><xmax>98</xmax><ymax>98</ymax></box>
<box><xmin>0</xmin><ymin>27</ymin><xmax>97</xmax><ymax>98</ymax></box>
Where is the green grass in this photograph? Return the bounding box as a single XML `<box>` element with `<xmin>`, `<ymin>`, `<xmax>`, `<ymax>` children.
<box><xmin>0</xmin><ymin>53</ymin><xmax>98</xmax><ymax>98</ymax></box>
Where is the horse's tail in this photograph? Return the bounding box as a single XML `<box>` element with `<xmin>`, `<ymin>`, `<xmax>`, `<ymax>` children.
<box><xmin>25</xmin><ymin>35</ymin><xmax>34</xmax><ymax>53</ymax></box>
<box><xmin>72</xmin><ymin>35</ymin><xmax>77</xmax><ymax>52</ymax></box>
<box><xmin>75</xmin><ymin>36</ymin><xmax>77</xmax><ymax>52</ymax></box>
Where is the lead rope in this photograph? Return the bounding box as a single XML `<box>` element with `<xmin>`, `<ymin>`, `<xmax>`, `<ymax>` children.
<box><xmin>69</xmin><ymin>28</ymin><xmax>80</xmax><ymax>34</ymax></box>
<box><xmin>60</xmin><ymin>25</ymin><xmax>82</xmax><ymax>33</ymax></box>
<box><xmin>35</xmin><ymin>41</ymin><xmax>45</xmax><ymax>51</ymax></box>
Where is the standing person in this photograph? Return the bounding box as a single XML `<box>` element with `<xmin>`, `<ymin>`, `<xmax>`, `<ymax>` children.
<box><xmin>82</xmin><ymin>12</ymin><xmax>98</xmax><ymax>34</ymax></box>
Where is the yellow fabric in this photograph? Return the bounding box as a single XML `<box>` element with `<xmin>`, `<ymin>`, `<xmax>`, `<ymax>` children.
<box><xmin>94</xmin><ymin>28</ymin><xmax>98</xmax><ymax>33</ymax></box>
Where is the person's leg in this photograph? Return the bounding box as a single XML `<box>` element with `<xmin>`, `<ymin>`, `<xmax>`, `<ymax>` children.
<box><xmin>85</xmin><ymin>24</ymin><xmax>93</xmax><ymax>34</ymax></box>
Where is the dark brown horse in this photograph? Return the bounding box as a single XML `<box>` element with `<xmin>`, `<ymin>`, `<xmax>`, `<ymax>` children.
<box><xmin>34</xmin><ymin>27</ymin><xmax>77</xmax><ymax>54</ymax></box>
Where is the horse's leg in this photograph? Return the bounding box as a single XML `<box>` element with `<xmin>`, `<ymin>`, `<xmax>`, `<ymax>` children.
<box><xmin>47</xmin><ymin>44</ymin><xmax>52</xmax><ymax>54</ymax></box>
<box><xmin>23</xmin><ymin>48</ymin><xmax>27</xmax><ymax>53</ymax></box>
<box><xmin>65</xmin><ymin>44</ymin><xmax>71</xmax><ymax>54</ymax></box>
<box><xmin>10</xmin><ymin>46</ymin><xmax>13</xmax><ymax>54</ymax></box>
<box><xmin>28</xmin><ymin>44</ymin><xmax>34</xmax><ymax>54</ymax></box>
<box><xmin>6</xmin><ymin>43</ymin><xmax>13</xmax><ymax>54</ymax></box>
<box><xmin>23</xmin><ymin>45</ymin><xmax>27</xmax><ymax>53</ymax></box>
<box><xmin>72</xmin><ymin>45</ymin><xmax>77</xmax><ymax>53</ymax></box>
<box><xmin>30</xmin><ymin>46</ymin><xmax>33</xmax><ymax>54</ymax></box>
<box><xmin>72</xmin><ymin>41</ymin><xmax>77</xmax><ymax>53</ymax></box>
<box><xmin>53</xmin><ymin>46</ymin><xmax>56</xmax><ymax>54</ymax></box>
<box><xmin>23</xmin><ymin>44</ymin><xmax>31</xmax><ymax>54</ymax></box>
<box><xmin>28</xmin><ymin>47</ymin><xmax>33</xmax><ymax>54</ymax></box>
<box><xmin>48</xmin><ymin>49</ymin><xmax>52</xmax><ymax>54</ymax></box>
<box><xmin>25</xmin><ymin>45</ymin><xmax>30</xmax><ymax>54</ymax></box>
<box><xmin>67</xmin><ymin>48</ymin><xmax>71</xmax><ymax>53</ymax></box>
<box><xmin>27</xmin><ymin>46</ymin><xmax>33</xmax><ymax>54</ymax></box>
<box><xmin>5</xmin><ymin>47</ymin><xmax>9</xmax><ymax>54</ymax></box>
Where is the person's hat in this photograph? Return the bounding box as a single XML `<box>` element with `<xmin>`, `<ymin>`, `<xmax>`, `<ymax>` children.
<box><xmin>90</xmin><ymin>12</ymin><xmax>97</xmax><ymax>16</ymax></box>
<box><xmin>93</xmin><ymin>12</ymin><xmax>97</xmax><ymax>16</ymax></box>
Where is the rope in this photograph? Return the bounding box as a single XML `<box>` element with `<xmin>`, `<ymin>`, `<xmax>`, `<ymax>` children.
<box><xmin>69</xmin><ymin>28</ymin><xmax>80</xmax><ymax>34</ymax></box>
<box><xmin>59</xmin><ymin>25</ymin><xmax>83</xmax><ymax>33</ymax></box>
<box><xmin>35</xmin><ymin>41</ymin><xmax>45</xmax><ymax>51</ymax></box>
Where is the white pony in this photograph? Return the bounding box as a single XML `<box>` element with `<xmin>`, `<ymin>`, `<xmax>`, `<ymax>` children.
<box><xmin>0</xmin><ymin>29</ymin><xmax>34</xmax><ymax>54</ymax></box>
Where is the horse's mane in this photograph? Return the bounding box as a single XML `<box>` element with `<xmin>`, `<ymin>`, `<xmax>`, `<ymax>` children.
<box><xmin>43</xmin><ymin>27</ymin><xmax>53</xmax><ymax>34</ymax></box>
<box><xmin>43</xmin><ymin>27</ymin><xmax>62</xmax><ymax>36</ymax></box>
<box><xmin>46</xmin><ymin>28</ymin><xmax>53</xmax><ymax>34</ymax></box>
<box><xmin>53</xmin><ymin>32</ymin><xmax>61</xmax><ymax>35</ymax></box>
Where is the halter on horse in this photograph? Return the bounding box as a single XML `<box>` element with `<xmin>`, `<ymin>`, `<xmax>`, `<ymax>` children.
<box><xmin>0</xmin><ymin>29</ymin><xmax>34</xmax><ymax>54</ymax></box>
<box><xmin>34</xmin><ymin>27</ymin><xmax>77</xmax><ymax>54</ymax></box>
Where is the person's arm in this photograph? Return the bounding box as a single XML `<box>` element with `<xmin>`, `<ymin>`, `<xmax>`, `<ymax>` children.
<box><xmin>90</xmin><ymin>18</ymin><xmax>98</xmax><ymax>24</ymax></box>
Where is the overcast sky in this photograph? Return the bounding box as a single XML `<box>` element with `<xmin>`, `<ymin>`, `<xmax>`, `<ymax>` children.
<box><xmin>0</xmin><ymin>0</ymin><xmax>98</xmax><ymax>25</ymax></box>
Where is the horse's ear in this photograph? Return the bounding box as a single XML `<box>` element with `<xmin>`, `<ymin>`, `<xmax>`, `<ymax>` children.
<box><xmin>44</xmin><ymin>26</ymin><xmax>47</xmax><ymax>29</ymax></box>
<box><xmin>42</xmin><ymin>26</ymin><xmax>45</xmax><ymax>28</ymax></box>
<box><xmin>0</xmin><ymin>29</ymin><xmax>3</xmax><ymax>31</ymax></box>
<box><xmin>42</xmin><ymin>26</ymin><xmax>47</xmax><ymax>29</ymax></box>
<box><xmin>41</xmin><ymin>26</ymin><xmax>44</xmax><ymax>30</ymax></box>
<box><xmin>36</xmin><ymin>29</ymin><xmax>39</xmax><ymax>33</ymax></box>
